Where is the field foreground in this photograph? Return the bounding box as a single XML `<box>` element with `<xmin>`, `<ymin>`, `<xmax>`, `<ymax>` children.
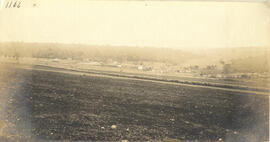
<box><xmin>0</xmin><ymin>64</ymin><xmax>269</xmax><ymax>142</ymax></box>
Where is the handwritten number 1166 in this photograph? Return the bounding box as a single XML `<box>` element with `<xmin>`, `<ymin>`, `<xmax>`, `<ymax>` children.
<box><xmin>5</xmin><ymin>1</ymin><xmax>21</xmax><ymax>8</ymax></box>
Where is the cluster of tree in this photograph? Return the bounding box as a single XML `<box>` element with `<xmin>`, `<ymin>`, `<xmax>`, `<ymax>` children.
<box><xmin>229</xmin><ymin>56</ymin><xmax>269</xmax><ymax>73</ymax></box>
<box><xmin>0</xmin><ymin>42</ymin><xmax>197</xmax><ymax>64</ymax></box>
<box><xmin>219</xmin><ymin>55</ymin><xmax>270</xmax><ymax>73</ymax></box>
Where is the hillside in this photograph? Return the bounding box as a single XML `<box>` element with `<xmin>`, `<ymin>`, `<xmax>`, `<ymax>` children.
<box><xmin>0</xmin><ymin>42</ymin><xmax>197</xmax><ymax>64</ymax></box>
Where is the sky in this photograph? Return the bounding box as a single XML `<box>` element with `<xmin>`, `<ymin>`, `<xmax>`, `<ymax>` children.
<box><xmin>0</xmin><ymin>0</ymin><xmax>269</xmax><ymax>49</ymax></box>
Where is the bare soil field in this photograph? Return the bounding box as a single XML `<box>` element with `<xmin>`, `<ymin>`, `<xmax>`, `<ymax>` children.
<box><xmin>0</xmin><ymin>64</ymin><xmax>269</xmax><ymax>142</ymax></box>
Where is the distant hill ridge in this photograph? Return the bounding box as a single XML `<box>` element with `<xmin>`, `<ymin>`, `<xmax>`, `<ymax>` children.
<box><xmin>0</xmin><ymin>42</ymin><xmax>269</xmax><ymax>73</ymax></box>
<box><xmin>0</xmin><ymin>42</ymin><xmax>198</xmax><ymax>64</ymax></box>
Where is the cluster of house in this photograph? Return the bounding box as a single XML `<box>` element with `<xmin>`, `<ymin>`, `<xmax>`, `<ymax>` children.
<box><xmin>48</xmin><ymin>58</ymin><xmax>269</xmax><ymax>79</ymax></box>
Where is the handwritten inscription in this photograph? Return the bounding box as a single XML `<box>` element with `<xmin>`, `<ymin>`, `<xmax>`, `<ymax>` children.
<box><xmin>5</xmin><ymin>1</ymin><xmax>21</xmax><ymax>8</ymax></box>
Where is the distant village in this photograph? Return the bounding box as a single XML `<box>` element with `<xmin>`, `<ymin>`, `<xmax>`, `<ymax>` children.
<box><xmin>43</xmin><ymin>57</ymin><xmax>269</xmax><ymax>80</ymax></box>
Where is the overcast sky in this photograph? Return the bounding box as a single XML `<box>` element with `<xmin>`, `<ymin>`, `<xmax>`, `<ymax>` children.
<box><xmin>0</xmin><ymin>0</ymin><xmax>269</xmax><ymax>49</ymax></box>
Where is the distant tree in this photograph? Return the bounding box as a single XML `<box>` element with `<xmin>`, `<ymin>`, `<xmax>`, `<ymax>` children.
<box><xmin>192</xmin><ymin>65</ymin><xmax>199</xmax><ymax>70</ymax></box>
<box><xmin>223</xmin><ymin>64</ymin><xmax>231</xmax><ymax>74</ymax></box>
<box><xmin>14</xmin><ymin>52</ymin><xmax>20</xmax><ymax>64</ymax></box>
<box><xmin>206</xmin><ymin>65</ymin><xmax>216</xmax><ymax>70</ymax></box>
<box><xmin>219</xmin><ymin>60</ymin><xmax>225</xmax><ymax>65</ymax></box>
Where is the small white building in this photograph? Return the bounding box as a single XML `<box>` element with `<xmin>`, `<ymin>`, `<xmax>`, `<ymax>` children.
<box><xmin>138</xmin><ymin>66</ymin><xmax>143</xmax><ymax>70</ymax></box>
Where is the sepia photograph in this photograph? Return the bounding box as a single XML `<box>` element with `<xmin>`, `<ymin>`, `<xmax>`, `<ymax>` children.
<box><xmin>0</xmin><ymin>0</ymin><xmax>269</xmax><ymax>142</ymax></box>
